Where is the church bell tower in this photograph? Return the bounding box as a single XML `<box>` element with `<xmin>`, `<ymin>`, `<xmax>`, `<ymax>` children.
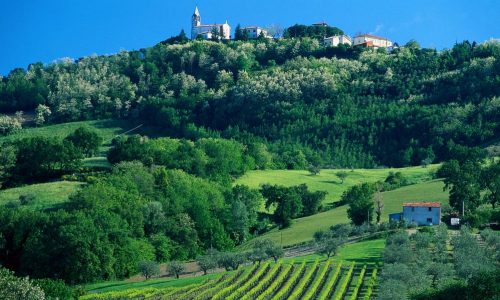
<box><xmin>191</xmin><ymin>6</ymin><xmax>201</xmax><ymax>39</ymax></box>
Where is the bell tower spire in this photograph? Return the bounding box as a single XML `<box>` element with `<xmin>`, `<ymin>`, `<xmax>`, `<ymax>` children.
<box><xmin>191</xmin><ymin>6</ymin><xmax>201</xmax><ymax>39</ymax></box>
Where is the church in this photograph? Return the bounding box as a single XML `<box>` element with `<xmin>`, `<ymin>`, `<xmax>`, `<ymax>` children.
<box><xmin>191</xmin><ymin>7</ymin><xmax>231</xmax><ymax>40</ymax></box>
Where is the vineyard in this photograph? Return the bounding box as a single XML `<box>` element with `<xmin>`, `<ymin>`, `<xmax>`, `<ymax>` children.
<box><xmin>81</xmin><ymin>260</ymin><xmax>379</xmax><ymax>300</ymax></box>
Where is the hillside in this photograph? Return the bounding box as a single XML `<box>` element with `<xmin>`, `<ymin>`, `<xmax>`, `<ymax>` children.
<box><xmin>235</xmin><ymin>165</ymin><xmax>439</xmax><ymax>205</ymax></box>
<box><xmin>238</xmin><ymin>179</ymin><xmax>448</xmax><ymax>248</ymax></box>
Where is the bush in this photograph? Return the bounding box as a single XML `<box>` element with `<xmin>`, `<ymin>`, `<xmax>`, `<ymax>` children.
<box><xmin>33</xmin><ymin>278</ymin><xmax>73</xmax><ymax>300</ymax></box>
<box><xmin>19</xmin><ymin>193</ymin><xmax>36</xmax><ymax>206</ymax></box>
<box><xmin>0</xmin><ymin>115</ymin><xmax>22</xmax><ymax>136</ymax></box>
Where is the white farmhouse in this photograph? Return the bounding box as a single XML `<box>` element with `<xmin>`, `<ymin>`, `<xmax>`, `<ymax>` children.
<box><xmin>191</xmin><ymin>7</ymin><xmax>231</xmax><ymax>40</ymax></box>
<box><xmin>242</xmin><ymin>26</ymin><xmax>272</xmax><ymax>39</ymax></box>
<box><xmin>323</xmin><ymin>35</ymin><xmax>352</xmax><ymax>47</ymax></box>
<box><xmin>353</xmin><ymin>34</ymin><xmax>393</xmax><ymax>48</ymax></box>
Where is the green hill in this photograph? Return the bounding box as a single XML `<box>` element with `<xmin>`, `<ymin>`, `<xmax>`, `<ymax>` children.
<box><xmin>234</xmin><ymin>165</ymin><xmax>446</xmax><ymax>248</ymax></box>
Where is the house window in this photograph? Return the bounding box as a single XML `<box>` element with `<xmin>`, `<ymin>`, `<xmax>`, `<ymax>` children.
<box><xmin>427</xmin><ymin>218</ymin><xmax>432</xmax><ymax>223</ymax></box>
<box><xmin>428</xmin><ymin>207</ymin><xmax>432</xmax><ymax>212</ymax></box>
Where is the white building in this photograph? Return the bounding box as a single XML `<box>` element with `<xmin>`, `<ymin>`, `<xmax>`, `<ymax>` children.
<box><xmin>191</xmin><ymin>7</ymin><xmax>231</xmax><ymax>40</ymax></box>
<box><xmin>353</xmin><ymin>34</ymin><xmax>393</xmax><ymax>48</ymax></box>
<box><xmin>323</xmin><ymin>35</ymin><xmax>352</xmax><ymax>47</ymax></box>
<box><xmin>241</xmin><ymin>26</ymin><xmax>272</xmax><ymax>39</ymax></box>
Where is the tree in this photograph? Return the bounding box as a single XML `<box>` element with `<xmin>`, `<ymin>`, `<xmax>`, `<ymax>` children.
<box><xmin>0</xmin><ymin>267</ymin><xmax>45</xmax><ymax>300</ymax></box>
<box><xmin>167</xmin><ymin>261</ymin><xmax>184</xmax><ymax>279</ymax></box>
<box><xmin>343</xmin><ymin>183</ymin><xmax>375</xmax><ymax>225</ymax></box>
<box><xmin>293</xmin><ymin>184</ymin><xmax>326</xmax><ymax>216</ymax></box>
<box><xmin>197</xmin><ymin>250</ymin><xmax>218</xmax><ymax>275</ymax></box>
<box><xmin>374</xmin><ymin>183</ymin><xmax>384</xmax><ymax>223</ymax></box>
<box><xmin>314</xmin><ymin>231</ymin><xmax>346</xmax><ymax>258</ymax></box>
<box><xmin>480</xmin><ymin>161</ymin><xmax>500</xmax><ymax>208</ymax></box>
<box><xmin>261</xmin><ymin>184</ymin><xmax>303</xmax><ymax>228</ymax></box>
<box><xmin>33</xmin><ymin>278</ymin><xmax>73</xmax><ymax>300</ymax></box>
<box><xmin>139</xmin><ymin>261</ymin><xmax>160</xmax><ymax>280</ymax></box>
<box><xmin>336</xmin><ymin>171</ymin><xmax>348</xmax><ymax>184</ymax></box>
<box><xmin>217</xmin><ymin>252</ymin><xmax>247</xmax><ymax>271</ymax></box>
<box><xmin>34</xmin><ymin>104</ymin><xmax>51</xmax><ymax>126</ymax></box>
<box><xmin>307</xmin><ymin>165</ymin><xmax>320</xmax><ymax>175</ymax></box>
<box><xmin>65</xmin><ymin>126</ymin><xmax>103</xmax><ymax>157</ymax></box>
<box><xmin>234</xmin><ymin>24</ymin><xmax>249</xmax><ymax>41</ymax></box>
<box><xmin>0</xmin><ymin>145</ymin><xmax>16</xmax><ymax>188</ymax></box>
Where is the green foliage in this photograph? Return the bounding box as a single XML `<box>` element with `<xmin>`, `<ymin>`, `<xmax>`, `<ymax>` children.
<box><xmin>0</xmin><ymin>114</ymin><xmax>22</xmax><ymax>136</ymax></box>
<box><xmin>0</xmin><ymin>267</ymin><xmax>45</xmax><ymax>300</ymax></box>
<box><xmin>64</xmin><ymin>126</ymin><xmax>103</xmax><ymax>157</ymax></box>
<box><xmin>343</xmin><ymin>183</ymin><xmax>375</xmax><ymax>225</ymax></box>
<box><xmin>284</xmin><ymin>24</ymin><xmax>343</xmax><ymax>40</ymax></box>
<box><xmin>33</xmin><ymin>278</ymin><xmax>73</xmax><ymax>300</ymax></box>
<box><xmin>335</xmin><ymin>171</ymin><xmax>348</xmax><ymax>184</ymax></box>
<box><xmin>167</xmin><ymin>261</ymin><xmax>184</xmax><ymax>279</ymax></box>
<box><xmin>138</xmin><ymin>261</ymin><xmax>160</xmax><ymax>280</ymax></box>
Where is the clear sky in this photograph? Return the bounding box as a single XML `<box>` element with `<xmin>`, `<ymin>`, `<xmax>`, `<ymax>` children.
<box><xmin>0</xmin><ymin>0</ymin><xmax>498</xmax><ymax>75</ymax></box>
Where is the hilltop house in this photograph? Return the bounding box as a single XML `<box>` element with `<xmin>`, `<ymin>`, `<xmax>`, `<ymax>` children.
<box><xmin>353</xmin><ymin>34</ymin><xmax>393</xmax><ymax>48</ymax></box>
<box><xmin>389</xmin><ymin>202</ymin><xmax>441</xmax><ymax>226</ymax></box>
<box><xmin>324</xmin><ymin>35</ymin><xmax>352</xmax><ymax>47</ymax></box>
<box><xmin>241</xmin><ymin>26</ymin><xmax>272</xmax><ymax>39</ymax></box>
<box><xmin>191</xmin><ymin>7</ymin><xmax>231</xmax><ymax>40</ymax></box>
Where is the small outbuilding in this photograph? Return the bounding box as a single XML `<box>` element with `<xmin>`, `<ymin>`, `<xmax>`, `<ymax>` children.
<box><xmin>389</xmin><ymin>202</ymin><xmax>441</xmax><ymax>226</ymax></box>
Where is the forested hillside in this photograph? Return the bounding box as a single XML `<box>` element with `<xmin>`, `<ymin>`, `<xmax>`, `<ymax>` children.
<box><xmin>1</xmin><ymin>38</ymin><xmax>499</xmax><ymax>167</ymax></box>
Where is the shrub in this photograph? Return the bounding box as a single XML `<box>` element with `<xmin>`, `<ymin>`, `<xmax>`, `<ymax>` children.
<box><xmin>0</xmin><ymin>115</ymin><xmax>22</xmax><ymax>136</ymax></box>
<box><xmin>33</xmin><ymin>278</ymin><xmax>73</xmax><ymax>300</ymax></box>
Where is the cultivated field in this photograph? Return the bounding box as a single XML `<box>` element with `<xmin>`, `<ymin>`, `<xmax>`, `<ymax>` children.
<box><xmin>81</xmin><ymin>260</ymin><xmax>378</xmax><ymax>300</ymax></box>
<box><xmin>82</xmin><ymin>238</ymin><xmax>384</xmax><ymax>300</ymax></box>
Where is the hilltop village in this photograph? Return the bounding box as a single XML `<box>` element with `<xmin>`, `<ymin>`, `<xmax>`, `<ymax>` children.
<box><xmin>191</xmin><ymin>6</ymin><xmax>396</xmax><ymax>49</ymax></box>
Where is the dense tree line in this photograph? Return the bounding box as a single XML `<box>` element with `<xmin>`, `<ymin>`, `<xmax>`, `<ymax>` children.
<box><xmin>1</xmin><ymin>38</ymin><xmax>498</xmax><ymax>168</ymax></box>
<box><xmin>0</xmin><ymin>161</ymin><xmax>269</xmax><ymax>284</ymax></box>
<box><xmin>0</xmin><ymin>127</ymin><xmax>101</xmax><ymax>187</ymax></box>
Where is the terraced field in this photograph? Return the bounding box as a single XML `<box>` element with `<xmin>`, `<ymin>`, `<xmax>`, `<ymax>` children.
<box><xmin>81</xmin><ymin>260</ymin><xmax>379</xmax><ymax>300</ymax></box>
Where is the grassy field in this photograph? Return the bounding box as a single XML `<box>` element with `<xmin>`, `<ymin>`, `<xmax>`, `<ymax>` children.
<box><xmin>285</xmin><ymin>238</ymin><xmax>385</xmax><ymax>264</ymax></box>
<box><xmin>0</xmin><ymin>181</ymin><xmax>83</xmax><ymax>210</ymax></box>
<box><xmin>235</xmin><ymin>165</ymin><xmax>439</xmax><ymax>205</ymax></box>
<box><xmin>85</xmin><ymin>272</ymin><xmax>222</xmax><ymax>295</ymax></box>
<box><xmin>239</xmin><ymin>179</ymin><xmax>449</xmax><ymax>248</ymax></box>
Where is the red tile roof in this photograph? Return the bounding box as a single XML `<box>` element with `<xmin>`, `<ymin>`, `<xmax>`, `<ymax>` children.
<box><xmin>403</xmin><ymin>202</ymin><xmax>441</xmax><ymax>208</ymax></box>
<box><xmin>355</xmin><ymin>34</ymin><xmax>391</xmax><ymax>41</ymax></box>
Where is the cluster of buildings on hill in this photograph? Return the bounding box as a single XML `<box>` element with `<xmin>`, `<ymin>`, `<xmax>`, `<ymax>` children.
<box><xmin>190</xmin><ymin>6</ymin><xmax>395</xmax><ymax>49</ymax></box>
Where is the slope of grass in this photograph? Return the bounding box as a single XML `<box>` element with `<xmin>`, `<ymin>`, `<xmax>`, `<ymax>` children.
<box><xmin>85</xmin><ymin>272</ymin><xmax>222</xmax><ymax>294</ymax></box>
<box><xmin>286</xmin><ymin>238</ymin><xmax>386</xmax><ymax>264</ymax></box>
<box><xmin>235</xmin><ymin>165</ymin><xmax>439</xmax><ymax>205</ymax></box>
<box><xmin>0</xmin><ymin>181</ymin><xmax>83</xmax><ymax>210</ymax></box>
<box><xmin>240</xmin><ymin>180</ymin><xmax>448</xmax><ymax>248</ymax></box>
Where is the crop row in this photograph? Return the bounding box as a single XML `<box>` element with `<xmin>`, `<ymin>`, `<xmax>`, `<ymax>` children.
<box><xmin>80</xmin><ymin>260</ymin><xmax>377</xmax><ymax>300</ymax></box>
<box><xmin>348</xmin><ymin>265</ymin><xmax>367</xmax><ymax>300</ymax></box>
<box><xmin>270</xmin><ymin>261</ymin><xmax>307</xmax><ymax>300</ymax></box>
<box><xmin>225</xmin><ymin>262</ymin><xmax>271</xmax><ymax>300</ymax></box>
<box><xmin>363</xmin><ymin>268</ymin><xmax>378</xmax><ymax>300</ymax></box>
<box><xmin>301</xmin><ymin>259</ymin><xmax>332</xmax><ymax>300</ymax></box>
<box><xmin>332</xmin><ymin>262</ymin><xmax>355</xmax><ymax>300</ymax></box>
<box><xmin>316</xmin><ymin>261</ymin><xmax>342</xmax><ymax>300</ymax></box>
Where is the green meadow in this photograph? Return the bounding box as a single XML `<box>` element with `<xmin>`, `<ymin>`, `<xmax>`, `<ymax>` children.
<box><xmin>0</xmin><ymin>181</ymin><xmax>83</xmax><ymax>210</ymax></box>
<box><xmin>236</xmin><ymin>165</ymin><xmax>447</xmax><ymax>249</ymax></box>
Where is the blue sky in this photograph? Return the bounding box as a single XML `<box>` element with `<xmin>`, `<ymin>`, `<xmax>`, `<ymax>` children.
<box><xmin>0</xmin><ymin>0</ymin><xmax>498</xmax><ymax>75</ymax></box>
